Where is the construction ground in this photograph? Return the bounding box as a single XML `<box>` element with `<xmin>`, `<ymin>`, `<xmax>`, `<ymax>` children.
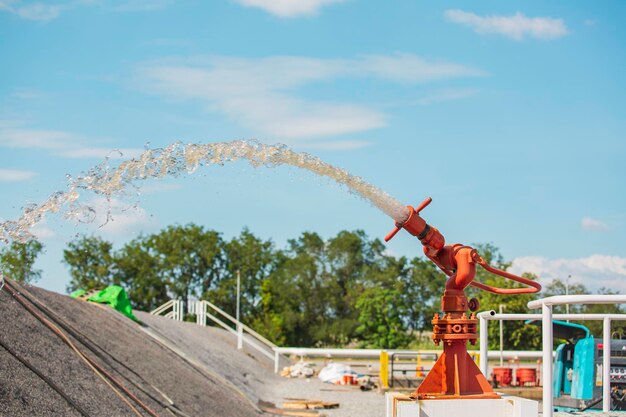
<box><xmin>0</xmin><ymin>281</ymin><xmax>385</xmax><ymax>417</ymax></box>
<box><xmin>1</xmin><ymin>281</ymin><xmax>616</xmax><ymax>417</ymax></box>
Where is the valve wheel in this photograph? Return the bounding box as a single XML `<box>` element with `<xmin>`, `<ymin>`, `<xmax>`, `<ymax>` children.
<box><xmin>468</xmin><ymin>297</ymin><xmax>479</xmax><ymax>312</ymax></box>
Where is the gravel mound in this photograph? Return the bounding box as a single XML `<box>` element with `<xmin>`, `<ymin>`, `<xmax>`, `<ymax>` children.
<box><xmin>1</xmin><ymin>281</ymin><xmax>386</xmax><ymax>417</ymax></box>
<box><xmin>0</xmin><ymin>281</ymin><xmax>261</xmax><ymax>417</ymax></box>
<box><xmin>136</xmin><ymin>311</ymin><xmax>279</xmax><ymax>403</ymax></box>
<box><xmin>138</xmin><ymin>312</ymin><xmax>386</xmax><ymax>417</ymax></box>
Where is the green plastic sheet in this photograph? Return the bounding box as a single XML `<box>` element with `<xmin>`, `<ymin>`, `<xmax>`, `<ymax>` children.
<box><xmin>71</xmin><ymin>286</ymin><xmax>138</xmax><ymax>322</ymax></box>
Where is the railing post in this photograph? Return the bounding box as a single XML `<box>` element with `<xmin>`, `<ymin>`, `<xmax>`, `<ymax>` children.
<box><xmin>274</xmin><ymin>349</ymin><xmax>279</xmax><ymax>374</ymax></box>
<box><xmin>479</xmin><ymin>316</ymin><xmax>488</xmax><ymax>377</ymax></box>
<box><xmin>195</xmin><ymin>301</ymin><xmax>201</xmax><ymax>326</ymax></box>
<box><xmin>416</xmin><ymin>352</ymin><xmax>422</xmax><ymax>377</ymax></box>
<box><xmin>237</xmin><ymin>322</ymin><xmax>243</xmax><ymax>350</ymax></box>
<box><xmin>603</xmin><ymin>317</ymin><xmax>611</xmax><ymax>412</ymax></box>
<box><xmin>542</xmin><ymin>303</ymin><xmax>553</xmax><ymax>417</ymax></box>
<box><xmin>380</xmin><ymin>350</ymin><xmax>389</xmax><ymax>389</ymax></box>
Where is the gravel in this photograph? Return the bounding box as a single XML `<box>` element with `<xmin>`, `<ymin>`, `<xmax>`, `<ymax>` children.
<box><xmin>137</xmin><ymin>311</ymin><xmax>386</xmax><ymax>417</ymax></box>
<box><xmin>1</xmin><ymin>282</ymin><xmax>387</xmax><ymax>417</ymax></box>
<box><xmin>0</xmin><ymin>281</ymin><xmax>262</xmax><ymax>417</ymax></box>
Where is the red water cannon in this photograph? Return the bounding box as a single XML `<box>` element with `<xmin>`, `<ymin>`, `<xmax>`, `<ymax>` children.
<box><xmin>385</xmin><ymin>196</ymin><xmax>541</xmax><ymax>295</ymax></box>
<box><xmin>384</xmin><ymin>197</ymin><xmax>541</xmax><ymax>400</ymax></box>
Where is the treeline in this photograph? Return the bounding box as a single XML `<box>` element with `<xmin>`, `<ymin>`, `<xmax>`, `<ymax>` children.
<box><xmin>1</xmin><ymin>225</ymin><xmax>623</xmax><ymax>349</ymax></box>
<box><xmin>61</xmin><ymin>225</ymin><xmax>443</xmax><ymax>348</ymax></box>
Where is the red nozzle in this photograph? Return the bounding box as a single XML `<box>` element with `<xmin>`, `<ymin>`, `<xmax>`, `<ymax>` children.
<box><xmin>384</xmin><ymin>197</ymin><xmax>433</xmax><ymax>242</ymax></box>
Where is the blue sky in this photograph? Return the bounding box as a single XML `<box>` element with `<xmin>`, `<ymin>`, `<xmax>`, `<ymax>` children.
<box><xmin>1</xmin><ymin>0</ymin><xmax>625</xmax><ymax>294</ymax></box>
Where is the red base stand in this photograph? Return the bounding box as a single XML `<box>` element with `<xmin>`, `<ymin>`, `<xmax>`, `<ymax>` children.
<box><xmin>414</xmin><ymin>343</ymin><xmax>499</xmax><ymax>399</ymax></box>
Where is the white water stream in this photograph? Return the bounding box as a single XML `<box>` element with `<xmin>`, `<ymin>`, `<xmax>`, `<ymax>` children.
<box><xmin>0</xmin><ymin>140</ymin><xmax>408</xmax><ymax>243</ymax></box>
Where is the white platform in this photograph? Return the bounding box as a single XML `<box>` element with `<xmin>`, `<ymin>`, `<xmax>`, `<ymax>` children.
<box><xmin>386</xmin><ymin>393</ymin><xmax>538</xmax><ymax>417</ymax></box>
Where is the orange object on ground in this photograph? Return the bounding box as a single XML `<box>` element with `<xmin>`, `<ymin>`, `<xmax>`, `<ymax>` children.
<box><xmin>516</xmin><ymin>368</ymin><xmax>537</xmax><ymax>386</ymax></box>
<box><xmin>492</xmin><ymin>367</ymin><xmax>513</xmax><ymax>387</ymax></box>
<box><xmin>385</xmin><ymin>197</ymin><xmax>542</xmax><ymax>400</ymax></box>
<box><xmin>341</xmin><ymin>375</ymin><xmax>355</xmax><ymax>385</ymax></box>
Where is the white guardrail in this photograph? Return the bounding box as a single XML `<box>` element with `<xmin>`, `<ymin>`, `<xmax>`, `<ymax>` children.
<box><xmin>273</xmin><ymin>347</ymin><xmax>542</xmax><ymax>375</ymax></box>
<box><xmin>528</xmin><ymin>295</ymin><xmax>626</xmax><ymax>416</ymax></box>
<box><xmin>479</xmin><ymin>294</ymin><xmax>626</xmax><ymax>417</ymax></box>
<box><xmin>151</xmin><ymin>299</ymin><xmax>280</xmax><ymax>362</ymax></box>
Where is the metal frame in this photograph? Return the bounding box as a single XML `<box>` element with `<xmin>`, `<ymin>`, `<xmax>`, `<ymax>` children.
<box><xmin>150</xmin><ymin>299</ymin><xmax>184</xmax><ymax>321</ymax></box>
<box><xmin>151</xmin><ymin>299</ymin><xmax>279</xmax><ymax>362</ymax></box>
<box><xmin>477</xmin><ymin>294</ymin><xmax>626</xmax><ymax>417</ymax></box>
<box><xmin>272</xmin><ymin>347</ymin><xmax>539</xmax><ymax>376</ymax></box>
<box><xmin>389</xmin><ymin>352</ymin><xmax>438</xmax><ymax>388</ymax></box>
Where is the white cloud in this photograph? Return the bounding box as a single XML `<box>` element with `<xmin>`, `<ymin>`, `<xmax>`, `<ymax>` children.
<box><xmin>580</xmin><ymin>217</ymin><xmax>609</xmax><ymax>231</ymax></box>
<box><xmin>234</xmin><ymin>0</ymin><xmax>344</xmax><ymax>18</ymax></box>
<box><xmin>138</xmin><ymin>54</ymin><xmax>483</xmax><ymax>141</ymax></box>
<box><xmin>56</xmin><ymin>147</ymin><xmax>145</xmax><ymax>159</ymax></box>
<box><xmin>360</xmin><ymin>54</ymin><xmax>485</xmax><ymax>83</ymax></box>
<box><xmin>0</xmin><ymin>168</ymin><xmax>36</xmax><ymax>182</ymax></box>
<box><xmin>581</xmin><ymin>217</ymin><xmax>609</xmax><ymax>231</ymax></box>
<box><xmin>445</xmin><ymin>9</ymin><xmax>569</xmax><ymax>41</ymax></box>
<box><xmin>511</xmin><ymin>255</ymin><xmax>626</xmax><ymax>293</ymax></box>
<box><xmin>0</xmin><ymin>121</ymin><xmax>77</xmax><ymax>149</ymax></box>
<box><xmin>0</xmin><ymin>1</ymin><xmax>62</xmax><ymax>21</ymax></box>
<box><xmin>84</xmin><ymin>197</ymin><xmax>155</xmax><ymax>237</ymax></box>
<box><xmin>0</xmin><ymin>120</ymin><xmax>140</xmax><ymax>160</ymax></box>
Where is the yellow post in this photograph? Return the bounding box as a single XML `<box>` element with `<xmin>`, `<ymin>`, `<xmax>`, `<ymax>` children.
<box><xmin>416</xmin><ymin>353</ymin><xmax>423</xmax><ymax>377</ymax></box>
<box><xmin>380</xmin><ymin>350</ymin><xmax>389</xmax><ymax>389</ymax></box>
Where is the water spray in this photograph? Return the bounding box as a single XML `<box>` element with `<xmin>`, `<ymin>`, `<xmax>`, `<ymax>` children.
<box><xmin>0</xmin><ymin>140</ymin><xmax>407</xmax><ymax>244</ymax></box>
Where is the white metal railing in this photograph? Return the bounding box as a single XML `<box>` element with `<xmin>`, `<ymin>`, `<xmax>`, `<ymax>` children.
<box><xmin>528</xmin><ymin>294</ymin><xmax>626</xmax><ymax>416</ymax></box>
<box><xmin>480</xmin><ymin>310</ymin><xmax>626</xmax><ymax>416</ymax></box>
<box><xmin>150</xmin><ymin>299</ymin><xmax>184</xmax><ymax>321</ymax></box>
<box><xmin>194</xmin><ymin>300</ymin><xmax>278</xmax><ymax>362</ymax></box>
<box><xmin>150</xmin><ymin>298</ymin><xmax>282</xmax><ymax>364</ymax></box>
<box><xmin>477</xmin><ymin>295</ymin><xmax>626</xmax><ymax>416</ymax></box>
<box><xmin>477</xmin><ymin>312</ymin><xmax>626</xmax><ymax>377</ymax></box>
<box><xmin>272</xmin><ymin>347</ymin><xmax>541</xmax><ymax>375</ymax></box>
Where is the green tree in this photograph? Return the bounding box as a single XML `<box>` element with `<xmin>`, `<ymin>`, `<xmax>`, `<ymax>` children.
<box><xmin>254</xmin><ymin>232</ymin><xmax>329</xmax><ymax>346</ymax></box>
<box><xmin>467</xmin><ymin>243</ymin><xmax>542</xmax><ymax>350</ymax></box>
<box><xmin>541</xmin><ymin>279</ymin><xmax>626</xmax><ymax>338</ymax></box>
<box><xmin>115</xmin><ymin>238</ymin><xmax>168</xmax><ymax>311</ymax></box>
<box><xmin>321</xmin><ymin>230</ymin><xmax>372</xmax><ymax>345</ymax></box>
<box><xmin>206</xmin><ymin>228</ymin><xmax>276</xmax><ymax>319</ymax></box>
<box><xmin>400</xmin><ymin>257</ymin><xmax>443</xmax><ymax>333</ymax></box>
<box><xmin>543</xmin><ymin>278</ymin><xmax>588</xmax><ymax>314</ymax></box>
<box><xmin>145</xmin><ymin>224</ymin><xmax>223</xmax><ymax>305</ymax></box>
<box><xmin>0</xmin><ymin>240</ymin><xmax>44</xmax><ymax>284</ymax></box>
<box><xmin>356</xmin><ymin>287</ymin><xmax>411</xmax><ymax>348</ymax></box>
<box><xmin>581</xmin><ymin>287</ymin><xmax>626</xmax><ymax>338</ymax></box>
<box><xmin>64</xmin><ymin>236</ymin><xmax>115</xmax><ymax>292</ymax></box>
